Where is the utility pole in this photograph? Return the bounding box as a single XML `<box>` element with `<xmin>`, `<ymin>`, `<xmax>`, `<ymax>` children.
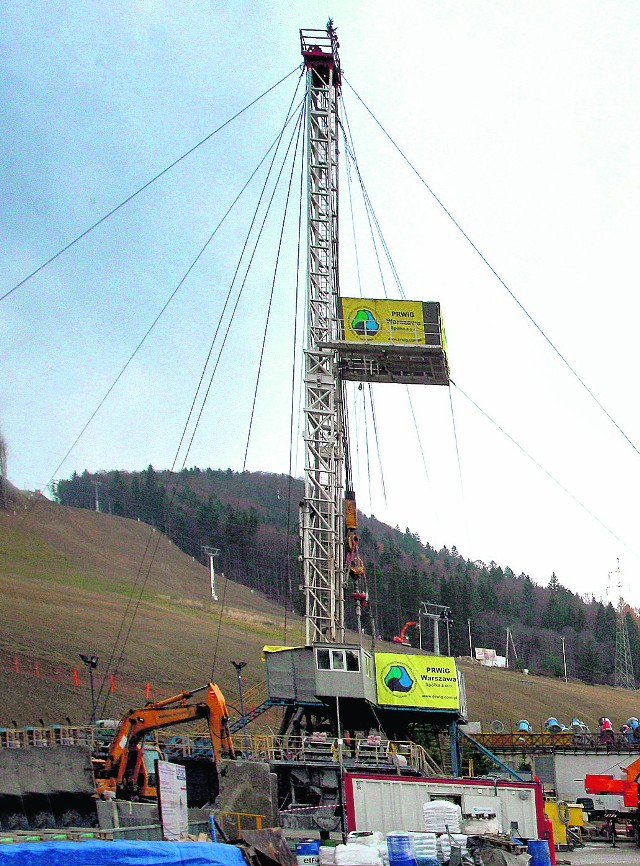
<box><xmin>561</xmin><ymin>636</ymin><xmax>568</xmax><ymax>683</ymax></box>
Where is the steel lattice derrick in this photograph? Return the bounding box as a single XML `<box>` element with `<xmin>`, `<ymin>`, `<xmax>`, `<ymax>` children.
<box><xmin>300</xmin><ymin>26</ymin><xmax>344</xmax><ymax>644</ymax></box>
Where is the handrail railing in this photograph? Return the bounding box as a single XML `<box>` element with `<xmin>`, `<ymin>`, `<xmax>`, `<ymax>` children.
<box><xmin>0</xmin><ymin>725</ymin><xmax>440</xmax><ymax>775</ymax></box>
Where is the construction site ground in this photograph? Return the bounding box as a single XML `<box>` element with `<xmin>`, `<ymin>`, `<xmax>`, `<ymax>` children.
<box><xmin>561</xmin><ymin>841</ymin><xmax>640</xmax><ymax>865</ymax></box>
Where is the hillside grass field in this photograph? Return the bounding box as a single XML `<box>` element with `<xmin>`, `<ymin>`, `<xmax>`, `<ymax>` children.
<box><xmin>1</xmin><ymin>498</ymin><xmax>637</xmax><ymax>733</ymax></box>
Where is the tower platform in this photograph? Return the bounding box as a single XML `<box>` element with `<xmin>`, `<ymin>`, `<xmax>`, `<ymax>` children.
<box><xmin>323</xmin><ymin>298</ymin><xmax>450</xmax><ymax>385</ymax></box>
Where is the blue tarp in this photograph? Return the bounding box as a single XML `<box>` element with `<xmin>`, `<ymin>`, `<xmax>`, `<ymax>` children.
<box><xmin>0</xmin><ymin>840</ymin><xmax>248</xmax><ymax>866</ymax></box>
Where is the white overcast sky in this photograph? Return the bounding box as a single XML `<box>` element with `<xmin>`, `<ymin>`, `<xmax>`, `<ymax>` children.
<box><xmin>3</xmin><ymin>1</ymin><xmax>640</xmax><ymax>607</ymax></box>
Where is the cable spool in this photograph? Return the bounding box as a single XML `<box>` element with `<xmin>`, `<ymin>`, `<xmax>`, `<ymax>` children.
<box><xmin>557</xmin><ymin>801</ymin><xmax>570</xmax><ymax>825</ymax></box>
<box><xmin>490</xmin><ymin>720</ymin><xmax>505</xmax><ymax>733</ymax></box>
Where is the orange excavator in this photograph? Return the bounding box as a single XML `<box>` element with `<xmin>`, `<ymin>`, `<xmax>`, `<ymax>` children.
<box><xmin>94</xmin><ymin>682</ymin><xmax>235</xmax><ymax>801</ymax></box>
<box><xmin>393</xmin><ymin>621</ymin><xmax>417</xmax><ymax>646</ymax></box>
<box><xmin>586</xmin><ymin>757</ymin><xmax>640</xmax><ymax>844</ymax></box>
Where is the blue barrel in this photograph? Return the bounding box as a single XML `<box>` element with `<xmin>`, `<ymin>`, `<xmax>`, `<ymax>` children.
<box><xmin>387</xmin><ymin>833</ymin><xmax>417</xmax><ymax>866</ymax></box>
<box><xmin>296</xmin><ymin>840</ymin><xmax>321</xmax><ymax>866</ymax></box>
<box><xmin>527</xmin><ymin>840</ymin><xmax>551</xmax><ymax>866</ymax></box>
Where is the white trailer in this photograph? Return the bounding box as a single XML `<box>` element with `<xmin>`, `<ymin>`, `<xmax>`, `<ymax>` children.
<box><xmin>344</xmin><ymin>773</ymin><xmax>543</xmax><ymax>839</ymax></box>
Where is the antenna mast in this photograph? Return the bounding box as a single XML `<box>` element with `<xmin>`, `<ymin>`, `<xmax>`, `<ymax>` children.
<box><xmin>299</xmin><ymin>22</ymin><xmax>345</xmax><ymax>644</ymax></box>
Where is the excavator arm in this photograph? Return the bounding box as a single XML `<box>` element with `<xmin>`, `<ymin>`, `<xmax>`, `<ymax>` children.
<box><xmin>96</xmin><ymin>682</ymin><xmax>234</xmax><ymax>800</ymax></box>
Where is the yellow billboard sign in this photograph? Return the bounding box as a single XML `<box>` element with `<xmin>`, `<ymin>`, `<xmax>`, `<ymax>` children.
<box><xmin>374</xmin><ymin>653</ymin><xmax>460</xmax><ymax>710</ymax></box>
<box><xmin>339</xmin><ymin>298</ymin><xmax>434</xmax><ymax>346</ymax></box>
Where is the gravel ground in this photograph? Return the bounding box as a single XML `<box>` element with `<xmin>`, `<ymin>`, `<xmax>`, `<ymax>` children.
<box><xmin>556</xmin><ymin>841</ymin><xmax>640</xmax><ymax>865</ymax></box>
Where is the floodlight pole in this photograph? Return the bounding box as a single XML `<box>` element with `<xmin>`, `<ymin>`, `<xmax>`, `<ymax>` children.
<box><xmin>232</xmin><ymin>661</ymin><xmax>250</xmax><ymax>756</ymax></box>
<box><xmin>561</xmin><ymin>636</ymin><xmax>567</xmax><ymax>683</ymax></box>
<box><xmin>79</xmin><ymin>654</ymin><xmax>99</xmax><ymax>724</ymax></box>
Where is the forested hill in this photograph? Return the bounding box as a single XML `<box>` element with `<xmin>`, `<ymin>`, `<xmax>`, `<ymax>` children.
<box><xmin>54</xmin><ymin>466</ymin><xmax>639</xmax><ymax>687</ymax></box>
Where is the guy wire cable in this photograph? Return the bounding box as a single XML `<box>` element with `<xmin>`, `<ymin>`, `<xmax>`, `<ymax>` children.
<box><xmin>31</xmin><ymin>83</ymin><xmax>307</xmax><ymax>517</ymax></box>
<box><xmin>283</xmin><ymin>99</ymin><xmax>307</xmax><ymax>643</ymax></box>
<box><xmin>368</xmin><ymin>383</ymin><xmax>388</xmax><ymax>509</ymax></box>
<box><xmin>344</xmin><ymin>75</ymin><xmax>640</xmax><ymax>462</ymax></box>
<box><xmin>199</xmin><ymin>104</ymin><xmax>308</xmax><ymax>679</ymax></box>
<box><xmin>96</xmin><ymin>88</ymin><xmax>306</xmax><ymax>707</ymax></box>
<box><xmin>167</xmin><ymin>94</ymin><xmax>307</xmax><ymax>471</ymax></box>
<box><xmin>93</xmin><ymin>91</ymin><xmax>305</xmax><ymax>705</ymax></box>
<box><xmin>448</xmin><ymin>385</ymin><xmax>465</xmax><ymax>498</ymax></box>
<box><xmin>341</xmin><ymin>133</ymin><xmax>389</xmax><ymax>300</ymax></box>
<box><xmin>407</xmin><ymin>388</ymin><xmax>431</xmax><ymax>483</ymax></box>
<box><xmin>1</xmin><ymin>66</ymin><xmax>302</xmax><ymax>304</ymax></box>
<box><xmin>242</xmin><ymin>107</ymin><xmax>305</xmax><ymax>470</ymax></box>
<box><xmin>177</xmin><ymin>98</ymin><xmax>306</xmax><ymax>475</ymax></box>
<box><xmin>451</xmin><ymin>380</ymin><xmax>638</xmax><ymax>557</ymax></box>
<box><xmin>104</xmin><ymin>98</ymin><xmax>305</xmax><ymax>702</ymax></box>
<box><xmin>340</xmin><ymin>100</ymin><xmax>406</xmax><ymax>299</ymax></box>
<box><xmin>242</xmin><ymin>101</ymin><xmax>305</xmax><ymax>636</ymax></box>
<box><xmin>342</xmin><ymin>135</ymin><xmax>365</xmax><ymax>300</ymax></box>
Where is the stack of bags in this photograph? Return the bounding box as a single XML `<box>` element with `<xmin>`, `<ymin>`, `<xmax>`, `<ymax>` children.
<box><xmin>435</xmin><ymin>834</ymin><xmax>468</xmax><ymax>863</ymax></box>
<box><xmin>423</xmin><ymin>800</ymin><xmax>462</xmax><ymax>834</ymax></box>
<box><xmin>319</xmin><ymin>846</ymin><xmax>337</xmax><ymax>866</ymax></box>
<box><xmin>408</xmin><ymin>832</ymin><xmax>438</xmax><ymax>866</ymax></box>
<box><xmin>335</xmin><ymin>833</ymin><xmax>384</xmax><ymax>866</ymax></box>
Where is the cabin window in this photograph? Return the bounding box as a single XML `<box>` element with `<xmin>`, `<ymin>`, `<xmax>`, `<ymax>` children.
<box><xmin>331</xmin><ymin>650</ymin><xmax>345</xmax><ymax>670</ymax></box>
<box><xmin>345</xmin><ymin>650</ymin><xmax>360</xmax><ymax>672</ymax></box>
<box><xmin>362</xmin><ymin>652</ymin><xmax>372</xmax><ymax>678</ymax></box>
<box><xmin>316</xmin><ymin>648</ymin><xmax>361</xmax><ymax>672</ymax></box>
<box><xmin>316</xmin><ymin>648</ymin><xmax>331</xmax><ymax>670</ymax></box>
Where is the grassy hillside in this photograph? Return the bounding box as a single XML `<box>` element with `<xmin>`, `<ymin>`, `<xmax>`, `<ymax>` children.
<box><xmin>1</xmin><ymin>498</ymin><xmax>638</xmax><ymax>733</ymax></box>
<box><xmin>0</xmin><ymin>498</ymin><xmax>300</xmax><ymax>725</ymax></box>
<box><xmin>54</xmin><ymin>467</ymin><xmax>639</xmax><ymax>689</ymax></box>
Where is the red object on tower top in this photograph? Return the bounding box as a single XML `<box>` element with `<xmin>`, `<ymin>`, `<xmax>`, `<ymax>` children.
<box><xmin>300</xmin><ymin>20</ymin><xmax>341</xmax><ymax>86</ymax></box>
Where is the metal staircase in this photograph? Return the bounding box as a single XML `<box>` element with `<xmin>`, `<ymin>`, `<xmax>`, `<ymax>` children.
<box><xmin>229</xmin><ymin>700</ymin><xmax>275</xmax><ymax>734</ymax></box>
